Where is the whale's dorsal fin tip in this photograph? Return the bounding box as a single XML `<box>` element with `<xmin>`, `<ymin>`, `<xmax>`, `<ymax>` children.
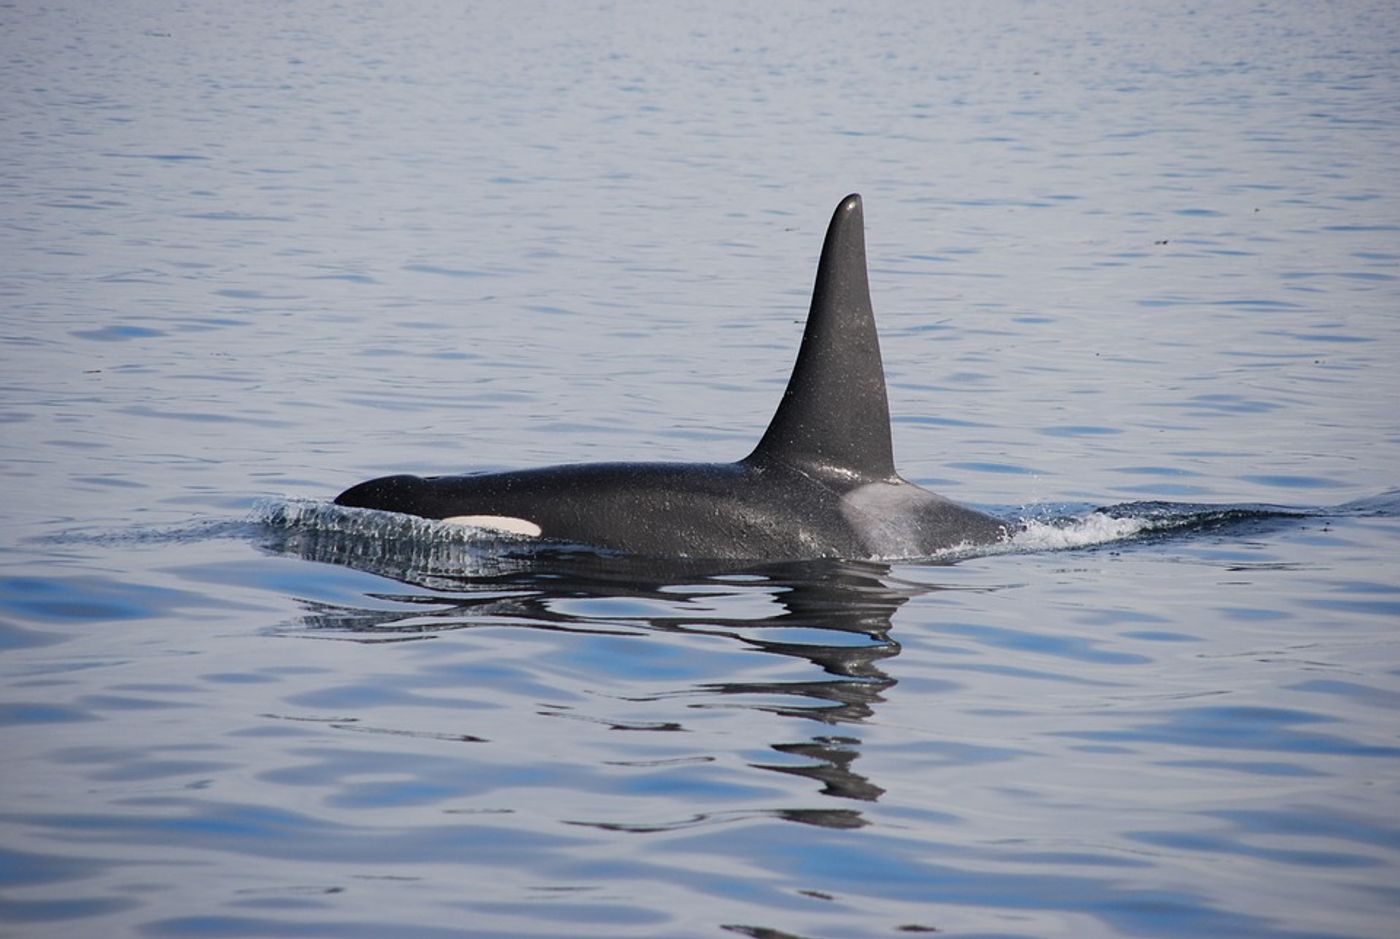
<box><xmin>747</xmin><ymin>194</ymin><xmax>897</xmax><ymax>481</ymax></box>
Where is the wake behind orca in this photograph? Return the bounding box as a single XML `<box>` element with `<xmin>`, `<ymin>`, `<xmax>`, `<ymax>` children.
<box><xmin>335</xmin><ymin>195</ymin><xmax>1011</xmax><ymax>561</ymax></box>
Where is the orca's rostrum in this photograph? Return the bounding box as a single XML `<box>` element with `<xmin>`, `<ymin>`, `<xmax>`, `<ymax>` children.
<box><xmin>336</xmin><ymin>195</ymin><xmax>1010</xmax><ymax>560</ymax></box>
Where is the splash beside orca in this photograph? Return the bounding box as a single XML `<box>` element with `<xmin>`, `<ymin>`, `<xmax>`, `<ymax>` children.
<box><xmin>335</xmin><ymin>194</ymin><xmax>1010</xmax><ymax>560</ymax></box>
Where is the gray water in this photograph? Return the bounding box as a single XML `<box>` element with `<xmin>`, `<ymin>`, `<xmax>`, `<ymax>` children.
<box><xmin>3</xmin><ymin>2</ymin><xmax>1399</xmax><ymax>937</ymax></box>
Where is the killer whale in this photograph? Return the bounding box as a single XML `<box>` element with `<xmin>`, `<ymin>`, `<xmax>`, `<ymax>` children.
<box><xmin>335</xmin><ymin>194</ymin><xmax>1010</xmax><ymax>560</ymax></box>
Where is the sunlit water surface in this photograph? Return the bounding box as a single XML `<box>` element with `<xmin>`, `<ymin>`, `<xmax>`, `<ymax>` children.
<box><xmin>3</xmin><ymin>3</ymin><xmax>1399</xmax><ymax>937</ymax></box>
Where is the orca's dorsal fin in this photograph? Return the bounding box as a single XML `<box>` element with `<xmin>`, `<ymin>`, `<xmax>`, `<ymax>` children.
<box><xmin>746</xmin><ymin>194</ymin><xmax>897</xmax><ymax>482</ymax></box>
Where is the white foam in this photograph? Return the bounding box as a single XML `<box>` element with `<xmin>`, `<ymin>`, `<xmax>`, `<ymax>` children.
<box><xmin>254</xmin><ymin>498</ymin><xmax>552</xmax><ymax>580</ymax></box>
<box><xmin>1008</xmin><ymin>512</ymin><xmax>1152</xmax><ymax>552</ymax></box>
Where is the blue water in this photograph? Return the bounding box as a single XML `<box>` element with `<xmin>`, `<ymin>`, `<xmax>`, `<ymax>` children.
<box><xmin>3</xmin><ymin>2</ymin><xmax>1399</xmax><ymax>937</ymax></box>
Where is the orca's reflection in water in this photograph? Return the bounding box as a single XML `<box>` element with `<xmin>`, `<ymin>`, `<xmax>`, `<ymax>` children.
<box><xmin>262</xmin><ymin>516</ymin><xmax>944</xmax><ymax>818</ymax></box>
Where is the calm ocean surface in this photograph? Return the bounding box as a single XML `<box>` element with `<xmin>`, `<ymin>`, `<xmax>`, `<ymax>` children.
<box><xmin>3</xmin><ymin>2</ymin><xmax>1399</xmax><ymax>937</ymax></box>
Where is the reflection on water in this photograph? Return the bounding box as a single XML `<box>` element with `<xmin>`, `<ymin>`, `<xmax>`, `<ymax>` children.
<box><xmin>264</xmin><ymin>514</ymin><xmax>929</xmax><ymax>827</ymax></box>
<box><xmin>3</xmin><ymin>507</ymin><xmax>1394</xmax><ymax>936</ymax></box>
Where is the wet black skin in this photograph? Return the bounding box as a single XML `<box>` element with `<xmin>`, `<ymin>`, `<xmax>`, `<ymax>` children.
<box><xmin>335</xmin><ymin>195</ymin><xmax>1010</xmax><ymax>561</ymax></box>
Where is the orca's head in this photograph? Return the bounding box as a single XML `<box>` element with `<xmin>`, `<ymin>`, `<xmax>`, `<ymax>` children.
<box><xmin>334</xmin><ymin>474</ymin><xmax>429</xmax><ymax>513</ymax></box>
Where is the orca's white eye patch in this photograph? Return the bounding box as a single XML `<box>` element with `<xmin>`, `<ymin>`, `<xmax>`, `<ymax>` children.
<box><xmin>441</xmin><ymin>515</ymin><xmax>542</xmax><ymax>537</ymax></box>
